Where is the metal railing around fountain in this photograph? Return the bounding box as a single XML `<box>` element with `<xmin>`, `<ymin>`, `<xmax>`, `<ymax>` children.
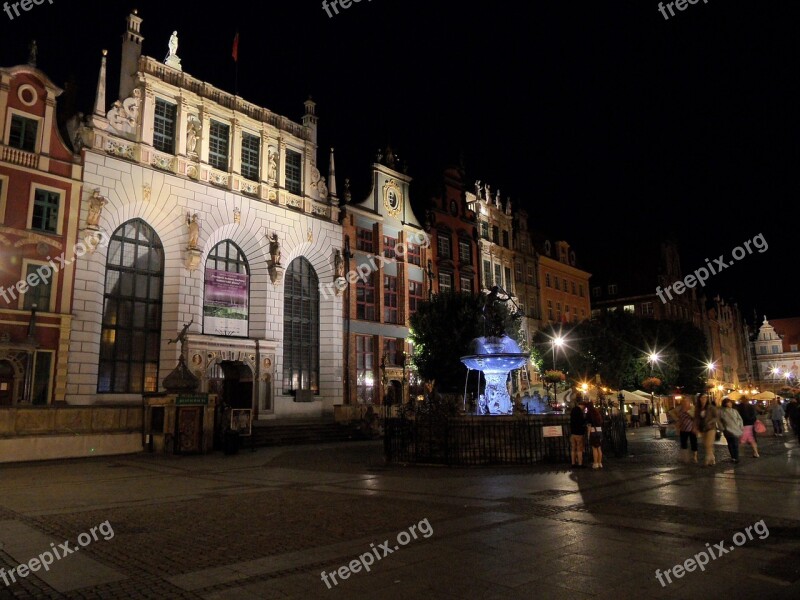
<box><xmin>384</xmin><ymin>414</ymin><xmax>582</xmax><ymax>466</ymax></box>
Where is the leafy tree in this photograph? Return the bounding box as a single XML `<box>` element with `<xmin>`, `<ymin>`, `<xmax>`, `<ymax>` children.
<box><xmin>409</xmin><ymin>292</ymin><xmax>522</xmax><ymax>393</ymax></box>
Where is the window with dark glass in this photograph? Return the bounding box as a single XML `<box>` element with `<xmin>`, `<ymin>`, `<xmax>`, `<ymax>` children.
<box><xmin>592</xmin><ymin>286</ymin><xmax>601</xmax><ymax>297</ymax></box>
<box><xmin>32</xmin><ymin>351</ymin><xmax>52</xmax><ymax>405</ymax></box>
<box><xmin>502</xmin><ymin>230</ymin><xmax>509</xmax><ymax>248</ymax></box>
<box><xmin>437</xmin><ymin>234</ymin><xmax>451</xmax><ymax>259</ymax></box>
<box><xmin>357</xmin><ymin>274</ymin><xmax>376</xmax><ymax>321</ymax></box>
<box><xmin>458</xmin><ymin>239</ymin><xmax>471</xmax><ymax>264</ymax></box>
<box><xmin>515</xmin><ymin>263</ymin><xmax>523</xmax><ymax>287</ymax></box>
<box><xmin>409</xmin><ymin>280</ymin><xmax>424</xmax><ymax>316</ymax></box>
<box><xmin>572</xmin><ymin>281</ymin><xmax>577</xmax><ymax>295</ymax></box>
<box><xmin>480</xmin><ymin>221</ymin><xmax>489</xmax><ymax>239</ymax></box>
<box><xmin>546</xmin><ymin>274</ymin><xmax>551</xmax><ymax>287</ymax></box>
<box><xmin>208</xmin><ymin>120</ymin><xmax>230</xmax><ymax>171</ymax></box>
<box><xmin>492</xmin><ymin>225</ymin><xmax>500</xmax><ymax>244</ymax></box>
<box><xmin>356</xmin><ymin>335</ymin><xmax>374</xmax><ymax>403</ymax></box>
<box><xmin>460</xmin><ymin>276</ymin><xmax>472</xmax><ymax>294</ymax></box>
<box><xmin>494</xmin><ymin>264</ymin><xmax>502</xmax><ymax>288</ymax></box>
<box><xmin>356</xmin><ymin>227</ymin><xmax>373</xmax><ymax>252</ymax></box>
<box><xmin>32</xmin><ymin>188</ymin><xmax>59</xmax><ymax>233</ymax></box>
<box><xmin>384</xmin><ymin>275</ymin><xmax>398</xmax><ymax>324</ymax></box>
<box><xmin>383</xmin><ymin>236</ymin><xmax>397</xmax><ymax>260</ymax></box>
<box><xmin>98</xmin><ymin>219</ymin><xmax>164</xmax><ymax>394</ymax></box>
<box><xmin>285</xmin><ymin>149</ymin><xmax>302</xmax><ymax>195</ymax></box>
<box><xmin>283</xmin><ymin>257</ymin><xmax>319</xmax><ymax>394</ymax></box>
<box><xmin>241</xmin><ymin>132</ymin><xmax>260</xmax><ymax>181</ymax></box>
<box><xmin>504</xmin><ymin>267</ymin><xmax>512</xmax><ymax>294</ymax></box>
<box><xmin>547</xmin><ymin>300</ymin><xmax>554</xmax><ymax>320</ymax></box>
<box><xmin>384</xmin><ymin>338</ymin><xmax>400</xmax><ymax>365</ymax></box>
<box><xmin>407</xmin><ymin>242</ymin><xmax>421</xmax><ymax>266</ymax></box>
<box><xmin>153</xmin><ymin>99</ymin><xmax>177</xmax><ymax>154</ymax></box>
<box><xmin>9</xmin><ymin>114</ymin><xmax>38</xmax><ymax>152</ymax></box>
<box><xmin>554</xmin><ymin>276</ymin><xmax>560</xmax><ymax>290</ymax></box>
<box><xmin>483</xmin><ymin>260</ymin><xmax>492</xmax><ymax>289</ymax></box>
<box><xmin>23</xmin><ymin>264</ymin><xmax>51</xmax><ymax>310</ymax></box>
<box><xmin>579</xmin><ymin>284</ymin><xmax>584</xmax><ymax>297</ymax></box>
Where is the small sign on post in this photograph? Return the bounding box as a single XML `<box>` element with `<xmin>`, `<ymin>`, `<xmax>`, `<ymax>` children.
<box><xmin>542</xmin><ymin>425</ymin><xmax>563</xmax><ymax>438</ymax></box>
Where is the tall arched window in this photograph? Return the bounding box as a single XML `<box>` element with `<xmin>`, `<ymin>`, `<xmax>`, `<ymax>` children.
<box><xmin>204</xmin><ymin>240</ymin><xmax>250</xmax><ymax>337</ymax></box>
<box><xmin>283</xmin><ymin>257</ymin><xmax>319</xmax><ymax>394</ymax></box>
<box><xmin>98</xmin><ymin>219</ymin><xmax>164</xmax><ymax>393</ymax></box>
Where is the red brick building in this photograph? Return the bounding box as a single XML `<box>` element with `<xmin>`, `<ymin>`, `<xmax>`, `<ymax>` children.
<box><xmin>0</xmin><ymin>61</ymin><xmax>83</xmax><ymax>405</ymax></box>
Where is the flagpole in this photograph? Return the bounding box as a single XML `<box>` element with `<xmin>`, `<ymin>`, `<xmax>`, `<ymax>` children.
<box><xmin>232</xmin><ymin>30</ymin><xmax>239</xmax><ymax>96</ymax></box>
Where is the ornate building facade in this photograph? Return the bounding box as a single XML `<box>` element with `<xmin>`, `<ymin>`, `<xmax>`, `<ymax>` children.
<box><xmin>65</xmin><ymin>12</ymin><xmax>343</xmax><ymax>419</ymax></box>
<box><xmin>467</xmin><ymin>182</ymin><xmax>515</xmax><ymax>297</ymax></box>
<box><xmin>340</xmin><ymin>149</ymin><xmax>429</xmax><ymax>406</ymax></box>
<box><xmin>753</xmin><ymin>317</ymin><xmax>800</xmax><ymax>392</ymax></box>
<box><xmin>0</xmin><ymin>58</ymin><xmax>83</xmax><ymax>406</ymax></box>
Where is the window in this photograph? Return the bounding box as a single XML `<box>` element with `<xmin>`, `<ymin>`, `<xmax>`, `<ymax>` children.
<box><xmin>357</xmin><ymin>274</ymin><xmax>376</xmax><ymax>321</ymax></box>
<box><xmin>153</xmin><ymin>99</ymin><xmax>177</xmax><ymax>154</ymax></box>
<box><xmin>283</xmin><ymin>258</ymin><xmax>319</xmax><ymax>394</ymax></box>
<box><xmin>792</xmin><ymin>344</ymin><xmax>798</xmax><ymax>352</ymax></box>
<box><xmin>204</xmin><ymin>241</ymin><xmax>249</xmax><ymax>337</ymax></box>
<box><xmin>98</xmin><ymin>219</ymin><xmax>163</xmax><ymax>394</ymax></box>
<box><xmin>547</xmin><ymin>300</ymin><xmax>554</xmax><ymax>320</ymax></box>
<box><xmin>384</xmin><ymin>338</ymin><xmax>401</xmax><ymax>366</ymax></box>
<box><xmin>492</xmin><ymin>225</ymin><xmax>500</xmax><ymax>244</ymax></box>
<box><xmin>581</xmin><ymin>309</ymin><xmax>586</xmax><ymax>319</ymax></box>
<box><xmin>579</xmin><ymin>284</ymin><xmax>584</xmax><ymax>297</ymax></box>
<box><xmin>642</xmin><ymin>302</ymin><xmax>654</xmax><ymax>317</ymax></box>
<box><xmin>608</xmin><ymin>284</ymin><xmax>618</xmax><ymax>295</ymax></box>
<box><xmin>572</xmin><ymin>281</ymin><xmax>577</xmax><ymax>295</ymax></box>
<box><xmin>23</xmin><ymin>263</ymin><xmax>52</xmax><ymax>311</ymax></box>
<box><xmin>31</xmin><ymin>351</ymin><xmax>52</xmax><ymax>405</ymax></box>
<box><xmin>460</xmin><ymin>276</ymin><xmax>473</xmax><ymax>294</ymax></box>
<box><xmin>383</xmin><ymin>236</ymin><xmax>397</xmax><ymax>260</ymax></box>
<box><xmin>546</xmin><ymin>274</ymin><xmax>551</xmax><ymax>288</ymax></box>
<box><xmin>592</xmin><ymin>309</ymin><xmax>601</xmax><ymax>319</ymax></box>
<box><xmin>407</xmin><ymin>242</ymin><xmax>421</xmax><ymax>266</ymax></box>
<box><xmin>9</xmin><ymin>114</ymin><xmax>38</xmax><ymax>152</ymax></box>
<box><xmin>504</xmin><ymin>267</ymin><xmax>512</xmax><ymax>294</ymax></box>
<box><xmin>527</xmin><ymin>266</ymin><xmax>534</xmax><ymax>285</ymax></box>
<box><xmin>623</xmin><ymin>304</ymin><xmax>635</xmax><ymax>313</ymax></box>
<box><xmin>409</xmin><ymin>281</ymin><xmax>424</xmax><ymax>316</ymax></box>
<box><xmin>521</xmin><ymin>237</ymin><xmax>528</xmax><ymax>252</ymax></box>
<box><xmin>565</xmin><ymin>305</ymin><xmax>570</xmax><ymax>316</ymax></box>
<box><xmin>515</xmin><ymin>263</ymin><xmax>523</xmax><ymax>287</ymax></box>
<box><xmin>502</xmin><ymin>230</ymin><xmax>509</xmax><ymax>248</ymax></box>
<box><xmin>556</xmin><ymin>302</ymin><xmax>562</xmax><ymax>321</ymax></box>
<box><xmin>592</xmin><ymin>286</ymin><xmax>601</xmax><ymax>297</ymax></box>
<box><xmin>241</xmin><ymin>132</ymin><xmax>260</xmax><ymax>181</ymax></box>
<box><xmin>458</xmin><ymin>239</ymin><xmax>471</xmax><ymax>264</ymax></box>
<box><xmin>772</xmin><ymin>345</ymin><xmax>781</xmax><ymax>354</ymax></box>
<box><xmin>480</xmin><ymin>221</ymin><xmax>489</xmax><ymax>240</ymax></box>
<box><xmin>554</xmin><ymin>276</ymin><xmax>559</xmax><ymax>290</ymax></box>
<box><xmin>31</xmin><ymin>188</ymin><xmax>59</xmax><ymax>233</ymax></box>
<box><xmin>439</xmin><ymin>272</ymin><xmax>452</xmax><ymax>293</ymax></box>
<box><xmin>494</xmin><ymin>264</ymin><xmax>502</xmax><ymax>288</ymax></box>
<box><xmin>208</xmin><ymin>120</ymin><xmax>230</xmax><ymax>170</ymax></box>
<box><xmin>384</xmin><ymin>275</ymin><xmax>398</xmax><ymax>324</ymax></box>
<box><xmin>285</xmin><ymin>149</ymin><xmax>302</xmax><ymax>195</ymax></box>
<box><xmin>356</xmin><ymin>227</ymin><xmax>373</xmax><ymax>252</ymax></box>
<box><xmin>437</xmin><ymin>234</ymin><xmax>451</xmax><ymax>259</ymax></box>
<box><xmin>356</xmin><ymin>335</ymin><xmax>374</xmax><ymax>404</ymax></box>
<box><xmin>483</xmin><ymin>260</ymin><xmax>492</xmax><ymax>289</ymax></box>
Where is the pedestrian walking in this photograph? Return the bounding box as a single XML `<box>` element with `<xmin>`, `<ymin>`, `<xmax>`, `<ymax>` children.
<box><xmin>737</xmin><ymin>400</ymin><xmax>760</xmax><ymax>458</ymax></box>
<box><xmin>718</xmin><ymin>398</ymin><xmax>743</xmax><ymax>463</ymax></box>
<box><xmin>586</xmin><ymin>402</ymin><xmax>604</xmax><ymax>469</ymax></box>
<box><xmin>677</xmin><ymin>397</ymin><xmax>698</xmax><ymax>464</ymax></box>
<box><xmin>787</xmin><ymin>399</ymin><xmax>800</xmax><ymax>443</ymax></box>
<box><xmin>694</xmin><ymin>393</ymin><xmax>718</xmax><ymax>467</ymax></box>
<box><xmin>569</xmin><ymin>401</ymin><xmax>587</xmax><ymax>468</ymax></box>
<box><xmin>771</xmin><ymin>401</ymin><xmax>785</xmax><ymax>436</ymax></box>
<box><xmin>631</xmin><ymin>402</ymin><xmax>640</xmax><ymax>428</ymax></box>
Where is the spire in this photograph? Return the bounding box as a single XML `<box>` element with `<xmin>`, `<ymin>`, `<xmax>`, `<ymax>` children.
<box><xmin>328</xmin><ymin>147</ymin><xmax>338</xmax><ymax>204</ymax></box>
<box><xmin>94</xmin><ymin>50</ymin><xmax>108</xmax><ymax>117</ymax></box>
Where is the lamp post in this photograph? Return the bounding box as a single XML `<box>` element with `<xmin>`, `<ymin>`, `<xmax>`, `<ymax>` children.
<box><xmin>550</xmin><ymin>335</ymin><xmax>565</xmax><ymax>399</ymax></box>
<box><xmin>647</xmin><ymin>351</ymin><xmax>660</xmax><ymax>416</ymax></box>
<box><xmin>706</xmin><ymin>361</ymin><xmax>716</xmax><ymax>402</ymax></box>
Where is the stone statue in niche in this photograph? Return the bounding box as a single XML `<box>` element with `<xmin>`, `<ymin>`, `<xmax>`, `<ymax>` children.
<box><xmin>334</xmin><ymin>249</ymin><xmax>344</xmax><ymax>279</ymax></box>
<box><xmin>186</xmin><ymin>116</ymin><xmax>200</xmax><ymax>155</ymax></box>
<box><xmin>86</xmin><ymin>190</ymin><xmax>107</xmax><ymax>228</ymax></box>
<box><xmin>267</xmin><ymin>148</ymin><xmax>278</xmax><ymax>181</ymax></box>
<box><xmin>187</xmin><ymin>213</ymin><xmax>200</xmax><ymax>250</ymax></box>
<box><xmin>269</xmin><ymin>233</ymin><xmax>281</xmax><ymax>266</ymax></box>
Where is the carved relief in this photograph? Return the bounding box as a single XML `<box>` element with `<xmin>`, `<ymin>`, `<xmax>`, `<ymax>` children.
<box><xmin>106</xmin><ymin>88</ymin><xmax>141</xmax><ymax>136</ymax></box>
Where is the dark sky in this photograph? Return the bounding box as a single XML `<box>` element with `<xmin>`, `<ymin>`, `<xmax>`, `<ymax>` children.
<box><xmin>2</xmin><ymin>0</ymin><xmax>797</xmax><ymax>321</ymax></box>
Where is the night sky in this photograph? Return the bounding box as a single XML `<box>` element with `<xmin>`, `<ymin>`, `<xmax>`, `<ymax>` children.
<box><xmin>2</xmin><ymin>0</ymin><xmax>797</xmax><ymax>321</ymax></box>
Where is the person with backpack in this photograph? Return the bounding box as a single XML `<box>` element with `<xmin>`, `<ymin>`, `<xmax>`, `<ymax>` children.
<box><xmin>585</xmin><ymin>402</ymin><xmax>604</xmax><ymax>469</ymax></box>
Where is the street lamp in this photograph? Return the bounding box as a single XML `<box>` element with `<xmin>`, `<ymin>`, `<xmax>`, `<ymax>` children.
<box><xmin>706</xmin><ymin>361</ymin><xmax>716</xmax><ymax>401</ymax></box>
<box><xmin>552</xmin><ymin>336</ymin><xmax>564</xmax><ymax>370</ymax></box>
<box><xmin>647</xmin><ymin>351</ymin><xmax>661</xmax><ymax>417</ymax></box>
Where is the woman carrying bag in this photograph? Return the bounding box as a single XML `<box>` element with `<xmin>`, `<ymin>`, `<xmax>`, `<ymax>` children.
<box><xmin>718</xmin><ymin>398</ymin><xmax>743</xmax><ymax>463</ymax></box>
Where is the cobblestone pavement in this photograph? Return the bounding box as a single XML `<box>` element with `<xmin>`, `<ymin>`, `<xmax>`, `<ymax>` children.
<box><xmin>1</xmin><ymin>427</ymin><xmax>799</xmax><ymax>599</ymax></box>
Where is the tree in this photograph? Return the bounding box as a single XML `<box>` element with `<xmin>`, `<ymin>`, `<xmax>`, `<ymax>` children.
<box><xmin>409</xmin><ymin>292</ymin><xmax>522</xmax><ymax>393</ymax></box>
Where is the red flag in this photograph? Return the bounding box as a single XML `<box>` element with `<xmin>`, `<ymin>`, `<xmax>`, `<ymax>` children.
<box><xmin>232</xmin><ymin>32</ymin><xmax>239</xmax><ymax>62</ymax></box>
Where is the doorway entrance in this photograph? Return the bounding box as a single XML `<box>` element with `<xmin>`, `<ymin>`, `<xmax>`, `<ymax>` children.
<box><xmin>0</xmin><ymin>360</ymin><xmax>14</xmax><ymax>406</ymax></box>
<box><xmin>209</xmin><ymin>361</ymin><xmax>253</xmax><ymax>450</ymax></box>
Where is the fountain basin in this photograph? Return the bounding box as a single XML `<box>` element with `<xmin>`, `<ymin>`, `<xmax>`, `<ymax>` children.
<box><xmin>461</xmin><ymin>336</ymin><xmax>529</xmax><ymax>416</ymax></box>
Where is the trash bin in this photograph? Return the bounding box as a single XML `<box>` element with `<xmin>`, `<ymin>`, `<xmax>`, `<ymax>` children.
<box><xmin>224</xmin><ymin>431</ymin><xmax>240</xmax><ymax>455</ymax></box>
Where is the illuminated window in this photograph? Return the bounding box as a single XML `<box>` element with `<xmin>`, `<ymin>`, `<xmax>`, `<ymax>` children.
<box><xmin>208</xmin><ymin>120</ymin><xmax>230</xmax><ymax>171</ymax></box>
<box><xmin>283</xmin><ymin>257</ymin><xmax>319</xmax><ymax>394</ymax></box>
<box><xmin>409</xmin><ymin>280</ymin><xmax>424</xmax><ymax>316</ymax></box>
<box><xmin>241</xmin><ymin>132</ymin><xmax>260</xmax><ymax>181</ymax></box>
<box><xmin>356</xmin><ymin>335</ymin><xmax>374</xmax><ymax>404</ymax></box>
<box><xmin>438</xmin><ymin>272</ymin><xmax>452</xmax><ymax>294</ymax></box>
<box><xmin>437</xmin><ymin>234</ymin><xmax>451</xmax><ymax>259</ymax></box>
<box><xmin>285</xmin><ymin>149</ymin><xmax>302</xmax><ymax>195</ymax></box>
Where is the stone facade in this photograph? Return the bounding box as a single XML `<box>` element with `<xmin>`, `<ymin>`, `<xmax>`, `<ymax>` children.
<box><xmin>65</xmin><ymin>12</ymin><xmax>343</xmax><ymax>418</ymax></box>
<box><xmin>537</xmin><ymin>240</ymin><xmax>592</xmax><ymax>326</ymax></box>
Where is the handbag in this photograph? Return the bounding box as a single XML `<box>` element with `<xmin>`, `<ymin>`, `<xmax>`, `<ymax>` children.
<box><xmin>754</xmin><ymin>420</ymin><xmax>766</xmax><ymax>434</ymax></box>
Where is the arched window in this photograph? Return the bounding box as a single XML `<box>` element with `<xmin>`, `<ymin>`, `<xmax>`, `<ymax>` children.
<box><xmin>283</xmin><ymin>257</ymin><xmax>319</xmax><ymax>394</ymax></box>
<box><xmin>98</xmin><ymin>219</ymin><xmax>164</xmax><ymax>393</ymax></box>
<box><xmin>203</xmin><ymin>240</ymin><xmax>250</xmax><ymax>337</ymax></box>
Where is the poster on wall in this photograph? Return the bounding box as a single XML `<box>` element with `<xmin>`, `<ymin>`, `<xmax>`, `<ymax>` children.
<box><xmin>204</xmin><ymin>269</ymin><xmax>249</xmax><ymax>336</ymax></box>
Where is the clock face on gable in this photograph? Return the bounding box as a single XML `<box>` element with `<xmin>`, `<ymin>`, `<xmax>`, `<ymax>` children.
<box><xmin>383</xmin><ymin>180</ymin><xmax>403</xmax><ymax>217</ymax></box>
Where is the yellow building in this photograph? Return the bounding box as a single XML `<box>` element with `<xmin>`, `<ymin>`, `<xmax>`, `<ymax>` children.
<box><xmin>537</xmin><ymin>241</ymin><xmax>591</xmax><ymax>327</ymax></box>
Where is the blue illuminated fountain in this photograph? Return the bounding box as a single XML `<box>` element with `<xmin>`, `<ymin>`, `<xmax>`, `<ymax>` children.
<box><xmin>461</xmin><ymin>287</ymin><xmax>529</xmax><ymax>415</ymax></box>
